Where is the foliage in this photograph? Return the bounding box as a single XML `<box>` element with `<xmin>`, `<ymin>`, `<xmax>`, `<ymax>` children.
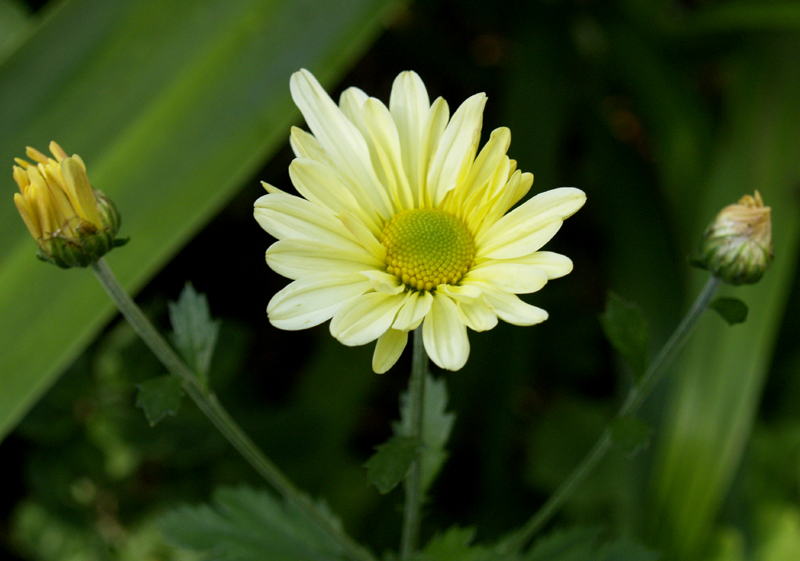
<box><xmin>2</xmin><ymin>0</ymin><xmax>800</xmax><ymax>561</ymax></box>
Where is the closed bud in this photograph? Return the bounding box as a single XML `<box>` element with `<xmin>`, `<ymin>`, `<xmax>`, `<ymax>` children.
<box><xmin>12</xmin><ymin>142</ymin><xmax>126</xmax><ymax>268</ymax></box>
<box><xmin>697</xmin><ymin>191</ymin><xmax>773</xmax><ymax>285</ymax></box>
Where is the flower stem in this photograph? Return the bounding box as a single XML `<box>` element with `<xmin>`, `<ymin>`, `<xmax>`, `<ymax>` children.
<box><xmin>90</xmin><ymin>258</ymin><xmax>376</xmax><ymax>561</ymax></box>
<box><xmin>400</xmin><ymin>327</ymin><xmax>428</xmax><ymax>560</ymax></box>
<box><xmin>501</xmin><ymin>276</ymin><xmax>722</xmax><ymax>554</ymax></box>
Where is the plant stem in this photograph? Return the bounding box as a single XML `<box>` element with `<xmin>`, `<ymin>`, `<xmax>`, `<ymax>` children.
<box><xmin>400</xmin><ymin>327</ymin><xmax>428</xmax><ymax>560</ymax></box>
<box><xmin>501</xmin><ymin>276</ymin><xmax>722</xmax><ymax>554</ymax></box>
<box><xmin>91</xmin><ymin>258</ymin><xmax>376</xmax><ymax>561</ymax></box>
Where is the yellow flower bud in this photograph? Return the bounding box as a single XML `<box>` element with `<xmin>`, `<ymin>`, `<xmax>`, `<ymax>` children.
<box><xmin>697</xmin><ymin>191</ymin><xmax>773</xmax><ymax>285</ymax></box>
<box><xmin>12</xmin><ymin>142</ymin><xmax>125</xmax><ymax>268</ymax></box>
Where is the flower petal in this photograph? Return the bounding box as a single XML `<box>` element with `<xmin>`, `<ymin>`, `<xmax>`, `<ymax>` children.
<box><xmin>254</xmin><ymin>192</ymin><xmax>358</xmax><ymax>250</ymax></box>
<box><xmin>469</xmin><ymin>281</ymin><xmax>549</xmax><ymax>326</ymax></box>
<box><xmin>330</xmin><ymin>291</ymin><xmax>410</xmax><ymax>346</ymax></box>
<box><xmin>392</xmin><ymin>290</ymin><xmax>433</xmax><ymax>331</ymax></box>
<box><xmin>373</xmin><ymin>329</ymin><xmax>409</xmax><ymax>374</ymax></box>
<box><xmin>389</xmin><ymin>71</ymin><xmax>430</xmax><ymax>205</ymax></box>
<box><xmin>290</xmin><ymin>69</ymin><xmax>393</xmax><ymax>219</ymax></box>
<box><xmin>476</xmin><ymin>187</ymin><xmax>586</xmax><ymax>257</ymax></box>
<box><xmin>466</xmin><ymin>261</ymin><xmax>550</xmax><ymax>294</ymax></box>
<box><xmin>266</xmin><ymin>239</ymin><xmax>382</xmax><ymax>280</ymax></box>
<box><xmin>340</xmin><ymin>210</ymin><xmax>387</xmax><ymax>262</ymax></box>
<box><xmin>361</xmin><ymin>270</ymin><xmax>406</xmax><ymax>295</ymax></box>
<box><xmin>267</xmin><ymin>272</ymin><xmax>372</xmax><ymax>330</ymax></box>
<box><xmin>363</xmin><ymin>97</ymin><xmax>415</xmax><ymax>211</ymax></box>
<box><xmin>426</xmin><ymin>93</ymin><xmax>487</xmax><ymax>206</ymax></box>
<box><xmin>289</xmin><ymin>158</ymin><xmax>364</xmax><ymax>218</ymax></box>
<box><xmin>458</xmin><ymin>297</ymin><xmax>498</xmax><ymax>332</ymax></box>
<box><xmin>423</xmin><ymin>292</ymin><xmax>469</xmax><ymax>371</ymax></box>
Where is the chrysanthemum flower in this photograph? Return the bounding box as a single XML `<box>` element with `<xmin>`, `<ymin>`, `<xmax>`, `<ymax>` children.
<box><xmin>254</xmin><ymin>69</ymin><xmax>585</xmax><ymax>373</ymax></box>
<box><xmin>13</xmin><ymin>142</ymin><xmax>123</xmax><ymax>268</ymax></box>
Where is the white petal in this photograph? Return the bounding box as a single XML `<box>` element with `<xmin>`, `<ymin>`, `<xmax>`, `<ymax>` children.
<box><xmin>457</xmin><ymin>127</ymin><xmax>511</xmax><ymax>207</ymax></box>
<box><xmin>267</xmin><ymin>272</ymin><xmax>372</xmax><ymax>330</ymax></box>
<box><xmin>466</xmin><ymin>261</ymin><xmax>550</xmax><ymax>294</ymax></box>
<box><xmin>437</xmin><ymin>283</ymin><xmax>481</xmax><ymax>303</ymax></box>
<box><xmin>290</xmin><ymin>69</ymin><xmax>393</xmax><ymax>219</ymax></box>
<box><xmin>420</xmin><ymin>97</ymin><xmax>450</xmax><ymax>207</ymax></box>
<box><xmin>330</xmin><ymin>291</ymin><xmax>409</xmax><ymax>346</ymax></box>
<box><xmin>427</xmin><ymin>93</ymin><xmax>487</xmax><ymax>206</ymax></box>
<box><xmin>254</xmin><ymin>192</ymin><xmax>358</xmax><ymax>250</ymax></box>
<box><xmin>289</xmin><ymin>158</ymin><xmax>361</xmax><ymax>216</ymax></box>
<box><xmin>392</xmin><ymin>290</ymin><xmax>433</xmax><ymax>331</ymax></box>
<box><xmin>458</xmin><ymin>298</ymin><xmax>498</xmax><ymax>332</ymax></box>
<box><xmin>423</xmin><ymin>292</ymin><xmax>469</xmax><ymax>371</ymax></box>
<box><xmin>373</xmin><ymin>329</ymin><xmax>409</xmax><ymax>374</ymax></box>
<box><xmin>389</xmin><ymin>71</ymin><xmax>430</xmax><ymax>204</ymax></box>
<box><xmin>363</xmin><ymin>97</ymin><xmax>415</xmax><ymax>211</ymax></box>
<box><xmin>476</xmin><ymin>187</ymin><xmax>586</xmax><ymax>256</ymax></box>
<box><xmin>361</xmin><ymin>270</ymin><xmax>405</xmax><ymax>295</ymax></box>
<box><xmin>266</xmin><ymin>239</ymin><xmax>382</xmax><ymax>280</ymax></box>
<box><xmin>470</xmin><ymin>281</ymin><xmax>549</xmax><ymax>326</ymax></box>
<box><xmin>477</xmin><ymin>220</ymin><xmax>563</xmax><ymax>261</ymax></box>
<box><xmin>340</xmin><ymin>210</ymin><xmax>387</xmax><ymax>262</ymax></box>
<box><xmin>516</xmin><ymin>252</ymin><xmax>574</xmax><ymax>279</ymax></box>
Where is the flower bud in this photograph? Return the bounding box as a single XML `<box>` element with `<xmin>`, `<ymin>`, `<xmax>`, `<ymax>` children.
<box><xmin>697</xmin><ymin>191</ymin><xmax>773</xmax><ymax>285</ymax></box>
<box><xmin>12</xmin><ymin>142</ymin><xmax>126</xmax><ymax>268</ymax></box>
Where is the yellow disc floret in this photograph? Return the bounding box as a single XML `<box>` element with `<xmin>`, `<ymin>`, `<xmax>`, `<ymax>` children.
<box><xmin>380</xmin><ymin>209</ymin><xmax>476</xmax><ymax>291</ymax></box>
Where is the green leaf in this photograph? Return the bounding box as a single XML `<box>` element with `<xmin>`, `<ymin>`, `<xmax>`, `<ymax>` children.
<box><xmin>599</xmin><ymin>292</ymin><xmax>650</xmax><ymax>382</ymax></box>
<box><xmin>157</xmin><ymin>486</ymin><xmax>349</xmax><ymax>561</ymax></box>
<box><xmin>609</xmin><ymin>416</ymin><xmax>653</xmax><ymax>459</ymax></box>
<box><xmin>525</xmin><ymin>527</ymin><xmax>603</xmax><ymax>561</ymax></box>
<box><xmin>168</xmin><ymin>282</ymin><xmax>220</xmax><ymax>384</ymax></box>
<box><xmin>415</xmin><ymin>526</ymin><xmax>494</xmax><ymax>561</ymax></box>
<box><xmin>525</xmin><ymin>527</ymin><xmax>659</xmax><ymax>561</ymax></box>
<box><xmin>708</xmin><ymin>297</ymin><xmax>748</xmax><ymax>325</ymax></box>
<box><xmin>0</xmin><ymin>0</ymin><xmax>399</xmax><ymax>442</ymax></box>
<box><xmin>135</xmin><ymin>375</ymin><xmax>185</xmax><ymax>427</ymax></box>
<box><xmin>592</xmin><ymin>539</ymin><xmax>660</xmax><ymax>561</ymax></box>
<box><xmin>364</xmin><ymin>435</ymin><xmax>418</xmax><ymax>494</ymax></box>
<box><xmin>395</xmin><ymin>374</ymin><xmax>456</xmax><ymax>493</ymax></box>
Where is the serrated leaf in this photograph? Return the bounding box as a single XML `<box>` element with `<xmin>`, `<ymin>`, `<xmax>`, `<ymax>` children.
<box><xmin>364</xmin><ymin>436</ymin><xmax>418</xmax><ymax>494</ymax></box>
<box><xmin>415</xmin><ymin>526</ymin><xmax>494</xmax><ymax>561</ymax></box>
<box><xmin>157</xmin><ymin>486</ymin><xmax>349</xmax><ymax>561</ymax></box>
<box><xmin>168</xmin><ymin>283</ymin><xmax>220</xmax><ymax>384</ymax></box>
<box><xmin>609</xmin><ymin>416</ymin><xmax>653</xmax><ymax>458</ymax></box>
<box><xmin>592</xmin><ymin>539</ymin><xmax>660</xmax><ymax>561</ymax></box>
<box><xmin>709</xmin><ymin>297</ymin><xmax>748</xmax><ymax>325</ymax></box>
<box><xmin>524</xmin><ymin>527</ymin><xmax>660</xmax><ymax>561</ymax></box>
<box><xmin>135</xmin><ymin>375</ymin><xmax>184</xmax><ymax>427</ymax></box>
<box><xmin>395</xmin><ymin>374</ymin><xmax>456</xmax><ymax>493</ymax></box>
<box><xmin>599</xmin><ymin>292</ymin><xmax>650</xmax><ymax>382</ymax></box>
<box><xmin>525</xmin><ymin>526</ymin><xmax>604</xmax><ymax>561</ymax></box>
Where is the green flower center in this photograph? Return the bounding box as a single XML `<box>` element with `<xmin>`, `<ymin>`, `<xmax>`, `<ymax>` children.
<box><xmin>380</xmin><ymin>209</ymin><xmax>476</xmax><ymax>291</ymax></box>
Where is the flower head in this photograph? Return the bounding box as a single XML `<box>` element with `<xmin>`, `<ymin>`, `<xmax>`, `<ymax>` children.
<box><xmin>13</xmin><ymin>142</ymin><xmax>123</xmax><ymax>268</ymax></box>
<box><xmin>697</xmin><ymin>191</ymin><xmax>773</xmax><ymax>285</ymax></box>
<box><xmin>255</xmin><ymin>69</ymin><xmax>585</xmax><ymax>372</ymax></box>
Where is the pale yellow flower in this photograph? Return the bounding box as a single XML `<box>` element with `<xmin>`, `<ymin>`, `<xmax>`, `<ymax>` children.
<box><xmin>13</xmin><ymin>142</ymin><xmax>122</xmax><ymax>268</ymax></box>
<box><xmin>254</xmin><ymin>69</ymin><xmax>585</xmax><ymax>372</ymax></box>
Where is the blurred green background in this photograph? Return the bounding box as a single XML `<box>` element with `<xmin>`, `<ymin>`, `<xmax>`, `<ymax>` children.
<box><xmin>1</xmin><ymin>0</ymin><xmax>800</xmax><ymax>560</ymax></box>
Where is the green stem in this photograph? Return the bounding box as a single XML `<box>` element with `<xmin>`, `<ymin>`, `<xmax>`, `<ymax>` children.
<box><xmin>501</xmin><ymin>276</ymin><xmax>722</xmax><ymax>554</ymax></box>
<box><xmin>91</xmin><ymin>258</ymin><xmax>376</xmax><ymax>561</ymax></box>
<box><xmin>400</xmin><ymin>327</ymin><xmax>428</xmax><ymax>560</ymax></box>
